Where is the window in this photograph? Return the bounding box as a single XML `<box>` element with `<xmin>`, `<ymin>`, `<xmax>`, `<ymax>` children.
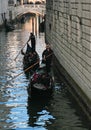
<box><xmin>8</xmin><ymin>0</ymin><xmax>14</xmax><ymax>6</ymax></box>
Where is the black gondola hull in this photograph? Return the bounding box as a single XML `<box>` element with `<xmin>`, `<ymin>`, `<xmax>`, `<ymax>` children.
<box><xmin>27</xmin><ymin>66</ymin><xmax>54</xmax><ymax>99</ymax></box>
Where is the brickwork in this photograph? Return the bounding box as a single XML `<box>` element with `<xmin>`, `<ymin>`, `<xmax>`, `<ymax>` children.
<box><xmin>46</xmin><ymin>0</ymin><xmax>91</xmax><ymax>107</ymax></box>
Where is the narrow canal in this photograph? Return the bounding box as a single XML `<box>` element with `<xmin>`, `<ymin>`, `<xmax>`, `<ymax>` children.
<box><xmin>0</xmin><ymin>16</ymin><xmax>91</xmax><ymax>130</ymax></box>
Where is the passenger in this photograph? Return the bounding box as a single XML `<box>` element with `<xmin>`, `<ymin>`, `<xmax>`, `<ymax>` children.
<box><xmin>42</xmin><ymin>44</ymin><xmax>53</xmax><ymax>72</ymax></box>
<box><xmin>32</xmin><ymin>72</ymin><xmax>40</xmax><ymax>82</ymax></box>
<box><xmin>41</xmin><ymin>73</ymin><xmax>51</xmax><ymax>87</ymax></box>
<box><xmin>31</xmin><ymin>51</ymin><xmax>39</xmax><ymax>71</ymax></box>
<box><xmin>28</xmin><ymin>52</ymin><xmax>33</xmax><ymax>63</ymax></box>
<box><xmin>32</xmin><ymin>51</ymin><xmax>38</xmax><ymax>62</ymax></box>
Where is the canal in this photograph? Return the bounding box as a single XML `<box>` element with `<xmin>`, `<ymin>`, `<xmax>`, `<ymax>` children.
<box><xmin>0</xmin><ymin>16</ymin><xmax>91</xmax><ymax>130</ymax></box>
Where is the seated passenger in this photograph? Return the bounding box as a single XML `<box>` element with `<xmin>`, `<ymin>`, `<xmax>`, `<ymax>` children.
<box><xmin>41</xmin><ymin>73</ymin><xmax>50</xmax><ymax>87</ymax></box>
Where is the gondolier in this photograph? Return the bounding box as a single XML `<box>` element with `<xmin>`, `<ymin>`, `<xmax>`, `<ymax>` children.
<box><xmin>27</xmin><ymin>32</ymin><xmax>36</xmax><ymax>52</ymax></box>
<box><xmin>42</xmin><ymin>44</ymin><xmax>53</xmax><ymax>72</ymax></box>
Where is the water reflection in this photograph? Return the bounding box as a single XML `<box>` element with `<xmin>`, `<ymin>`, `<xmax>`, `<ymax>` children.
<box><xmin>0</xmin><ymin>16</ymin><xmax>91</xmax><ymax>130</ymax></box>
<box><xmin>27</xmin><ymin>97</ymin><xmax>55</xmax><ymax>128</ymax></box>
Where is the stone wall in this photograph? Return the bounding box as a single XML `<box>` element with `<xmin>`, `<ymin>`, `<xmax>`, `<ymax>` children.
<box><xmin>46</xmin><ymin>0</ymin><xmax>91</xmax><ymax>114</ymax></box>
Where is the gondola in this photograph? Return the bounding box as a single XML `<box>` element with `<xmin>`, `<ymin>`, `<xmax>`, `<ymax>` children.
<box><xmin>27</xmin><ymin>64</ymin><xmax>54</xmax><ymax>99</ymax></box>
<box><xmin>4</xmin><ymin>19</ymin><xmax>15</xmax><ymax>32</ymax></box>
<box><xmin>21</xmin><ymin>46</ymin><xmax>40</xmax><ymax>74</ymax></box>
<box><xmin>5</xmin><ymin>25</ymin><xmax>15</xmax><ymax>32</ymax></box>
<box><xmin>5</xmin><ymin>23</ymin><xmax>15</xmax><ymax>32</ymax></box>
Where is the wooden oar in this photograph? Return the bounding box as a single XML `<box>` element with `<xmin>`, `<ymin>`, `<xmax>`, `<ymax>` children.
<box><xmin>5</xmin><ymin>60</ymin><xmax>40</xmax><ymax>84</ymax></box>
<box><xmin>5</xmin><ymin>53</ymin><xmax>53</xmax><ymax>85</ymax></box>
<box><xmin>3</xmin><ymin>65</ymin><xmax>23</xmax><ymax>71</ymax></box>
<box><xmin>14</xmin><ymin>42</ymin><xmax>27</xmax><ymax>61</ymax></box>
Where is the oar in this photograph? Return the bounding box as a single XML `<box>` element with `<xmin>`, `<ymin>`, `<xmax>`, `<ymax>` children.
<box><xmin>14</xmin><ymin>42</ymin><xmax>27</xmax><ymax>61</ymax></box>
<box><xmin>5</xmin><ymin>60</ymin><xmax>40</xmax><ymax>84</ymax></box>
<box><xmin>3</xmin><ymin>65</ymin><xmax>23</xmax><ymax>71</ymax></box>
<box><xmin>42</xmin><ymin>52</ymin><xmax>53</xmax><ymax>61</ymax></box>
<box><xmin>5</xmin><ymin>53</ymin><xmax>53</xmax><ymax>85</ymax></box>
